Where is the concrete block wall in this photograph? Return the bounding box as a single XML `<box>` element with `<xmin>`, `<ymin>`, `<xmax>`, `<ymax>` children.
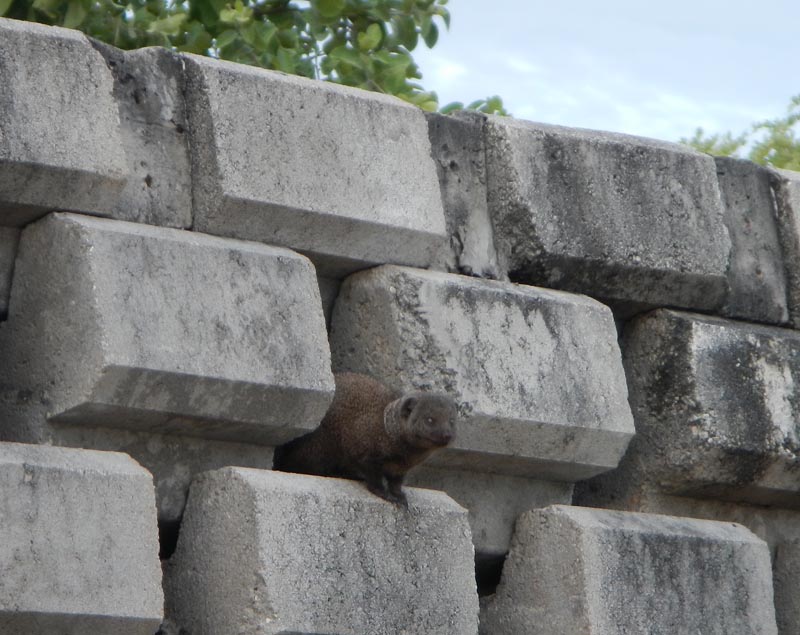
<box><xmin>1</xmin><ymin>15</ymin><xmax>798</xmax><ymax>634</ymax></box>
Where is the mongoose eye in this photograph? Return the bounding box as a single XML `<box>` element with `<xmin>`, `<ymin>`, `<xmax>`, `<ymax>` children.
<box><xmin>426</xmin><ymin>417</ymin><xmax>434</xmax><ymax>425</ymax></box>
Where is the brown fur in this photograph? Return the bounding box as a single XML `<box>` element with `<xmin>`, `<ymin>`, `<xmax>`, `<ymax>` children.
<box><xmin>272</xmin><ymin>372</ymin><xmax>456</xmax><ymax>506</ymax></box>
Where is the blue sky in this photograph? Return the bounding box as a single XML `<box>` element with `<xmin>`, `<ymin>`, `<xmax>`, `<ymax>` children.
<box><xmin>412</xmin><ymin>0</ymin><xmax>799</xmax><ymax>143</ymax></box>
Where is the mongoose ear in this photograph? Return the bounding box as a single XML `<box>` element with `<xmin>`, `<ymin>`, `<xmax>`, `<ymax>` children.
<box><xmin>400</xmin><ymin>396</ymin><xmax>418</xmax><ymax>419</ymax></box>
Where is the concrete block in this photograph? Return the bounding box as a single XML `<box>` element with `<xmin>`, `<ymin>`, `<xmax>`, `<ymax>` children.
<box><xmin>774</xmin><ymin>538</ymin><xmax>800</xmax><ymax>634</ymax></box>
<box><xmin>426</xmin><ymin>110</ymin><xmax>503</xmax><ymax>278</ymax></box>
<box><xmin>0</xmin><ymin>212</ymin><xmax>333</xmax><ymax>444</ymax></box>
<box><xmin>164</xmin><ymin>467</ymin><xmax>479</xmax><ymax>635</ymax></box>
<box><xmin>573</xmin><ymin>485</ymin><xmax>800</xmax><ymax>635</ymax></box>
<box><xmin>772</xmin><ymin>167</ymin><xmax>800</xmax><ymax>328</ymax></box>
<box><xmin>317</xmin><ymin>275</ymin><xmax>342</xmax><ymax>330</ymax></box>
<box><xmin>716</xmin><ymin>157</ymin><xmax>788</xmax><ymax>324</ymax></box>
<box><xmin>91</xmin><ymin>42</ymin><xmax>192</xmax><ymax>228</ymax></box>
<box><xmin>0</xmin><ymin>441</ymin><xmax>163</xmax><ymax>634</ymax></box>
<box><xmin>52</xmin><ymin>425</ymin><xmax>274</xmax><ymax>523</ymax></box>
<box><xmin>481</xmin><ymin>505</ymin><xmax>777</xmax><ymax>635</ymax></box>
<box><xmin>616</xmin><ymin>309</ymin><xmax>800</xmax><ymax>506</ymax></box>
<box><xmin>330</xmin><ymin>265</ymin><xmax>635</xmax><ymax>480</ymax></box>
<box><xmin>407</xmin><ymin>466</ymin><xmax>573</xmax><ymax>558</ymax></box>
<box><xmin>182</xmin><ymin>54</ymin><xmax>447</xmax><ymax>276</ymax></box>
<box><xmin>0</xmin><ymin>18</ymin><xmax>127</xmax><ymax>226</ymax></box>
<box><xmin>0</xmin><ymin>227</ymin><xmax>18</xmax><ymax>318</ymax></box>
<box><xmin>485</xmin><ymin>118</ymin><xmax>731</xmax><ymax>311</ymax></box>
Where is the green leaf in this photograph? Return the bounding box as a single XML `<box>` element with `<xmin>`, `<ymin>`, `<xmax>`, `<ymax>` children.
<box><xmin>394</xmin><ymin>15</ymin><xmax>418</xmax><ymax>50</ymax></box>
<box><xmin>147</xmin><ymin>13</ymin><xmax>188</xmax><ymax>36</ymax></box>
<box><xmin>422</xmin><ymin>20</ymin><xmax>437</xmax><ymax>47</ymax></box>
<box><xmin>32</xmin><ymin>0</ymin><xmax>60</xmax><ymax>18</ymax></box>
<box><xmin>276</xmin><ymin>46</ymin><xmax>296</xmax><ymax>72</ymax></box>
<box><xmin>216</xmin><ymin>29</ymin><xmax>238</xmax><ymax>50</ymax></box>
<box><xmin>181</xmin><ymin>24</ymin><xmax>213</xmax><ymax>54</ymax></box>
<box><xmin>254</xmin><ymin>21</ymin><xmax>277</xmax><ymax>50</ymax></box>
<box><xmin>0</xmin><ymin>0</ymin><xmax>12</xmax><ymax>16</ymax></box>
<box><xmin>63</xmin><ymin>0</ymin><xmax>87</xmax><ymax>28</ymax></box>
<box><xmin>329</xmin><ymin>45</ymin><xmax>362</xmax><ymax>68</ymax></box>
<box><xmin>315</xmin><ymin>0</ymin><xmax>345</xmax><ymax>19</ymax></box>
<box><xmin>439</xmin><ymin>101</ymin><xmax>464</xmax><ymax>114</ymax></box>
<box><xmin>357</xmin><ymin>23</ymin><xmax>382</xmax><ymax>50</ymax></box>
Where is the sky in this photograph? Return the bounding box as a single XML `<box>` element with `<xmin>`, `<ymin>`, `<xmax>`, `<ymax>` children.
<box><xmin>412</xmin><ymin>0</ymin><xmax>799</xmax><ymax>144</ymax></box>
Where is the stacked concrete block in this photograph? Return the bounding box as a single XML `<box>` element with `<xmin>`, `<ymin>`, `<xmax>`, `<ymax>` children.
<box><xmin>164</xmin><ymin>467</ymin><xmax>479</xmax><ymax>635</ymax></box>
<box><xmin>51</xmin><ymin>426</ymin><xmax>275</xmax><ymax>524</ymax></box>
<box><xmin>0</xmin><ymin>212</ymin><xmax>333</xmax><ymax>445</ymax></box>
<box><xmin>484</xmin><ymin>117</ymin><xmax>731</xmax><ymax>312</ymax></box>
<box><xmin>0</xmin><ymin>227</ymin><xmax>18</xmax><ymax>318</ymax></box>
<box><xmin>571</xmin><ymin>488</ymin><xmax>800</xmax><ymax>635</ymax></box>
<box><xmin>91</xmin><ymin>43</ymin><xmax>193</xmax><ymax>229</ymax></box>
<box><xmin>330</xmin><ymin>265</ymin><xmax>635</xmax><ymax>480</ymax></box>
<box><xmin>774</xmin><ymin>538</ymin><xmax>800</xmax><ymax>633</ymax></box>
<box><xmin>772</xmin><ymin>167</ymin><xmax>800</xmax><ymax>327</ymax></box>
<box><xmin>182</xmin><ymin>54</ymin><xmax>447</xmax><ymax>277</ymax></box>
<box><xmin>600</xmin><ymin>309</ymin><xmax>800</xmax><ymax>507</ymax></box>
<box><xmin>716</xmin><ymin>157</ymin><xmax>789</xmax><ymax>324</ymax></box>
<box><xmin>0</xmin><ymin>441</ymin><xmax>163</xmax><ymax>634</ymax></box>
<box><xmin>426</xmin><ymin>110</ymin><xmax>503</xmax><ymax>279</ymax></box>
<box><xmin>406</xmin><ymin>466</ymin><xmax>574</xmax><ymax>558</ymax></box>
<box><xmin>0</xmin><ymin>19</ymin><xmax>127</xmax><ymax>225</ymax></box>
<box><xmin>481</xmin><ymin>505</ymin><xmax>777</xmax><ymax>635</ymax></box>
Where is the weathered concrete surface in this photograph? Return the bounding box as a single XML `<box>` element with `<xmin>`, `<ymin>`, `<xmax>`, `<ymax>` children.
<box><xmin>426</xmin><ymin>111</ymin><xmax>503</xmax><ymax>279</ymax></box>
<box><xmin>0</xmin><ymin>441</ymin><xmax>163</xmax><ymax>634</ymax></box>
<box><xmin>607</xmin><ymin>309</ymin><xmax>800</xmax><ymax>506</ymax></box>
<box><xmin>0</xmin><ymin>18</ymin><xmax>127</xmax><ymax>225</ymax></box>
<box><xmin>573</xmin><ymin>484</ymin><xmax>800</xmax><ymax>635</ymax></box>
<box><xmin>0</xmin><ymin>212</ymin><xmax>333</xmax><ymax>445</ymax></box>
<box><xmin>774</xmin><ymin>538</ymin><xmax>800</xmax><ymax>634</ymax></box>
<box><xmin>481</xmin><ymin>505</ymin><xmax>777</xmax><ymax>635</ymax></box>
<box><xmin>164</xmin><ymin>468</ymin><xmax>478</xmax><ymax>635</ymax></box>
<box><xmin>317</xmin><ymin>275</ymin><xmax>342</xmax><ymax>330</ymax></box>
<box><xmin>91</xmin><ymin>42</ymin><xmax>192</xmax><ymax>229</ymax></box>
<box><xmin>716</xmin><ymin>157</ymin><xmax>788</xmax><ymax>324</ymax></box>
<box><xmin>54</xmin><ymin>425</ymin><xmax>275</xmax><ymax>523</ymax></box>
<box><xmin>0</xmin><ymin>227</ymin><xmax>18</xmax><ymax>318</ymax></box>
<box><xmin>772</xmin><ymin>167</ymin><xmax>800</xmax><ymax>328</ymax></box>
<box><xmin>484</xmin><ymin>117</ymin><xmax>731</xmax><ymax>311</ymax></box>
<box><xmin>330</xmin><ymin>265</ymin><xmax>635</xmax><ymax>480</ymax></box>
<box><xmin>407</xmin><ymin>466</ymin><xmax>573</xmax><ymax>558</ymax></box>
<box><xmin>183</xmin><ymin>54</ymin><xmax>447</xmax><ymax>276</ymax></box>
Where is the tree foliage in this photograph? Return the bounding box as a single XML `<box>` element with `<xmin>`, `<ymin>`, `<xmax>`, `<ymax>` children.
<box><xmin>1</xmin><ymin>0</ymin><xmax>507</xmax><ymax>114</ymax></box>
<box><xmin>681</xmin><ymin>95</ymin><xmax>800</xmax><ymax>171</ymax></box>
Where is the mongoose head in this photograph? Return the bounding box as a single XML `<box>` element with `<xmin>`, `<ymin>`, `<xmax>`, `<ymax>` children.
<box><xmin>391</xmin><ymin>393</ymin><xmax>457</xmax><ymax>448</ymax></box>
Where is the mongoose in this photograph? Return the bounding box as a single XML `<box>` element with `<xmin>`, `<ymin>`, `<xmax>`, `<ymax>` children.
<box><xmin>272</xmin><ymin>372</ymin><xmax>456</xmax><ymax>506</ymax></box>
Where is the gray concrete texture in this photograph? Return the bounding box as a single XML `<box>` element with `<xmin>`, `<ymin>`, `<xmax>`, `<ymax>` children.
<box><xmin>183</xmin><ymin>54</ymin><xmax>447</xmax><ymax>277</ymax></box>
<box><xmin>164</xmin><ymin>467</ymin><xmax>479</xmax><ymax>635</ymax></box>
<box><xmin>617</xmin><ymin>309</ymin><xmax>800</xmax><ymax>506</ymax></box>
<box><xmin>91</xmin><ymin>43</ymin><xmax>193</xmax><ymax>229</ymax></box>
<box><xmin>425</xmin><ymin>110</ymin><xmax>503</xmax><ymax>279</ymax></box>
<box><xmin>484</xmin><ymin>117</ymin><xmax>731</xmax><ymax>311</ymax></box>
<box><xmin>481</xmin><ymin>505</ymin><xmax>777</xmax><ymax>635</ymax></box>
<box><xmin>0</xmin><ymin>226</ymin><xmax>18</xmax><ymax>318</ymax></box>
<box><xmin>716</xmin><ymin>157</ymin><xmax>789</xmax><ymax>324</ymax></box>
<box><xmin>774</xmin><ymin>538</ymin><xmax>800</xmax><ymax>634</ymax></box>
<box><xmin>772</xmin><ymin>167</ymin><xmax>800</xmax><ymax>328</ymax></box>
<box><xmin>330</xmin><ymin>265</ymin><xmax>635</xmax><ymax>480</ymax></box>
<box><xmin>0</xmin><ymin>212</ymin><xmax>333</xmax><ymax>445</ymax></box>
<box><xmin>0</xmin><ymin>18</ymin><xmax>127</xmax><ymax>226</ymax></box>
<box><xmin>407</xmin><ymin>466</ymin><xmax>573</xmax><ymax>558</ymax></box>
<box><xmin>572</xmin><ymin>484</ymin><xmax>800</xmax><ymax>635</ymax></box>
<box><xmin>53</xmin><ymin>425</ymin><xmax>275</xmax><ymax>522</ymax></box>
<box><xmin>0</xmin><ymin>441</ymin><xmax>163</xmax><ymax>634</ymax></box>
